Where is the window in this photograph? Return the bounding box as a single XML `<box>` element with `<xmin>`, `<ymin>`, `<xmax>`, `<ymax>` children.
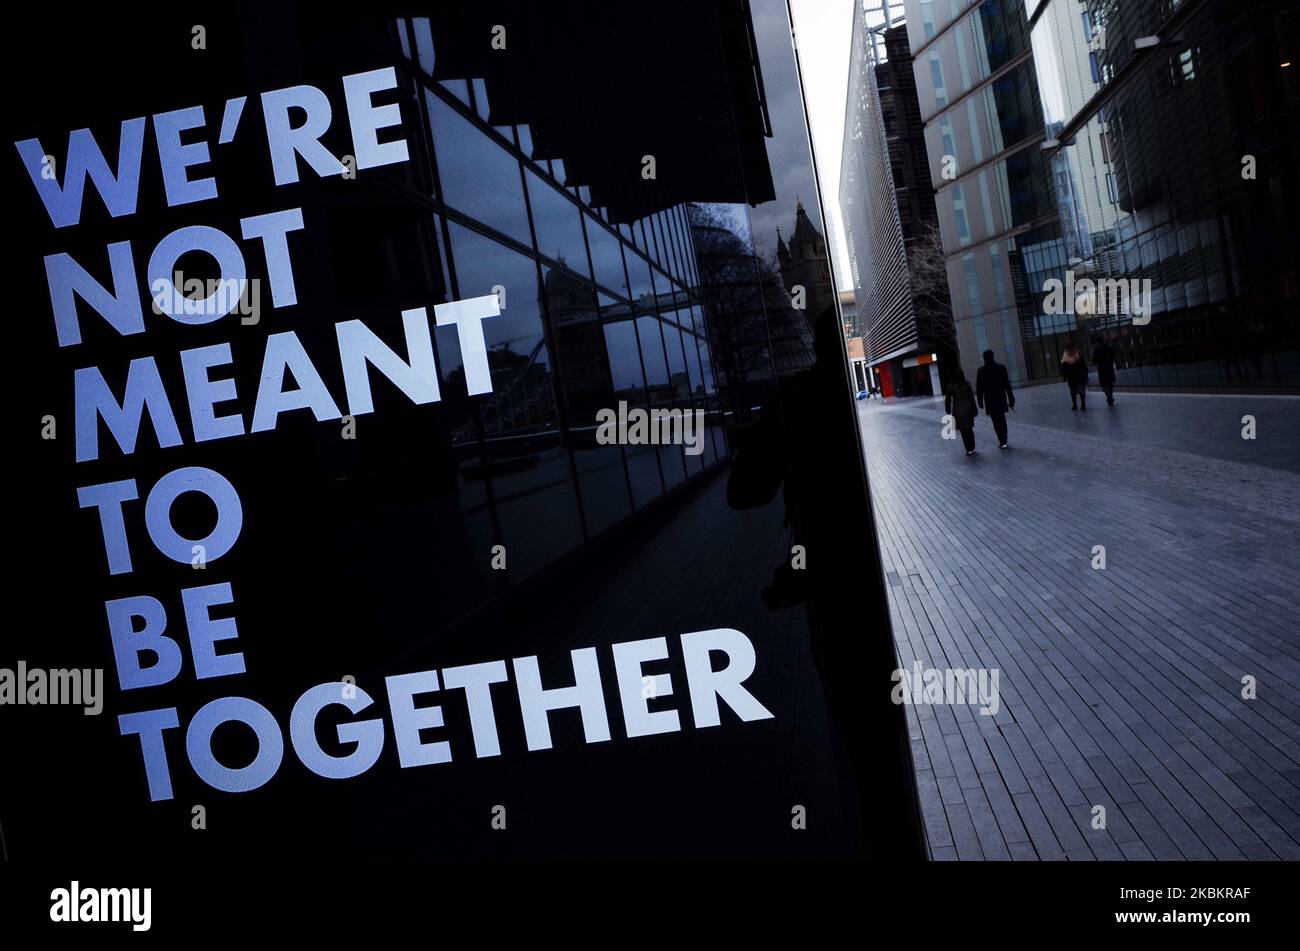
<box><xmin>963</xmin><ymin>254</ymin><xmax>982</xmax><ymax>316</ymax></box>
<box><xmin>930</xmin><ymin>54</ymin><xmax>947</xmax><ymax>107</ymax></box>
<box><xmin>625</xmin><ymin>251</ymin><xmax>657</xmax><ymax>309</ymax></box>
<box><xmin>427</xmin><ymin>91</ymin><xmax>531</xmax><ymax>246</ymax></box>
<box><xmin>953</xmin><ymin>185</ymin><xmax>971</xmax><ymax>245</ymax></box>
<box><xmin>637</xmin><ymin>315</ymin><xmax>670</xmax><ymax>397</ymax></box>
<box><xmin>442</xmin><ymin>223</ymin><xmax>584</xmax><ymax>581</ymax></box>
<box><xmin>584</xmin><ymin>214</ymin><xmax>630</xmax><ymax>298</ymax></box>
<box><xmin>525</xmin><ymin>167</ymin><xmax>588</xmax><ymax>272</ymax></box>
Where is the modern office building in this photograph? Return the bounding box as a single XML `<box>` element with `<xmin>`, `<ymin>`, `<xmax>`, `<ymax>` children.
<box><xmin>893</xmin><ymin>0</ymin><xmax>1298</xmax><ymax>389</ymax></box>
<box><xmin>1020</xmin><ymin>0</ymin><xmax>1300</xmax><ymax>386</ymax></box>
<box><xmin>899</xmin><ymin>0</ymin><xmax>1053</xmax><ymax>387</ymax></box>
<box><xmin>841</xmin><ymin>0</ymin><xmax>952</xmax><ymax>397</ymax></box>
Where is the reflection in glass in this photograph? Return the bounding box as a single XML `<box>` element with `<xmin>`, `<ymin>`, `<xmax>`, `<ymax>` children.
<box><xmin>584</xmin><ymin>213</ymin><xmax>630</xmax><ymax>297</ymax></box>
<box><xmin>526</xmin><ymin>167</ymin><xmax>589</xmax><ymax>273</ymax></box>
<box><xmin>443</xmin><ymin>223</ymin><xmax>583</xmax><ymax>581</ymax></box>
<box><xmin>625</xmin><ymin>251</ymin><xmax>656</xmax><ymax>311</ymax></box>
<box><xmin>636</xmin><ymin>315</ymin><xmax>670</xmax><ymax>396</ymax></box>
<box><xmin>604</xmin><ymin>316</ymin><xmax>648</xmax><ymax>404</ymax></box>
<box><xmin>542</xmin><ymin>265</ymin><xmax>608</xmax><ymax>424</ymax></box>
<box><xmin>427</xmin><ymin>91</ymin><xmax>530</xmax><ymax>246</ymax></box>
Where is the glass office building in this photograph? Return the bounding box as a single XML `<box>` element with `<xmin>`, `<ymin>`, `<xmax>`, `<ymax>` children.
<box><xmin>901</xmin><ymin>0</ymin><xmax>1298</xmax><ymax>388</ymax></box>
<box><xmin>904</xmin><ymin>0</ymin><xmax>1055</xmax><ymax>386</ymax></box>
<box><xmin>1022</xmin><ymin>0</ymin><xmax>1300</xmax><ymax>386</ymax></box>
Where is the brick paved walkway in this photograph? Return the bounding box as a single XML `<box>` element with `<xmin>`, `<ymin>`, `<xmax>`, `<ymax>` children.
<box><xmin>858</xmin><ymin>386</ymin><xmax>1300</xmax><ymax>860</ymax></box>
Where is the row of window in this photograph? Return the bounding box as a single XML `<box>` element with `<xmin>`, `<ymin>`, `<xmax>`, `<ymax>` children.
<box><xmin>388</xmin><ymin>16</ymin><xmax>731</xmax><ymax>590</ymax></box>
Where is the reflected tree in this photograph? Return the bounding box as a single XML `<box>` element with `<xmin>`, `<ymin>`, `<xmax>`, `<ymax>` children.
<box><xmin>688</xmin><ymin>203</ymin><xmax>814</xmax><ymax>418</ymax></box>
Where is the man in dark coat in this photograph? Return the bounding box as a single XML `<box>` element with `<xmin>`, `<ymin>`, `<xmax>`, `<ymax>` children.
<box><xmin>975</xmin><ymin>349</ymin><xmax>1015</xmax><ymax>448</ymax></box>
<box><xmin>1093</xmin><ymin>337</ymin><xmax>1117</xmax><ymax>405</ymax></box>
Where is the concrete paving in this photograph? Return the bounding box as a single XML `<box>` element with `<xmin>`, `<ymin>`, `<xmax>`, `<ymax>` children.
<box><xmin>858</xmin><ymin>384</ymin><xmax>1300</xmax><ymax>860</ymax></box>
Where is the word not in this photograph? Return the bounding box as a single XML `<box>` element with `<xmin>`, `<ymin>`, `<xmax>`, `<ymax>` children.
<box><xmin>50</xmin><ymin>882</ymin><xmax>151</xmax><ymax>932</ymax></box>
<box><xmin>0</xmin><ymin>662</ymin><xmax>103</xmax><ymax>715</ymax></box>
<box><xmin>595</xmin><ymin>401</ymin><xmax>706</xmax><ymax>456</ymax></box>
<box><xmin>1042</xmin><ymin>270</ymin><xmax>1152</xmax><ymax>324</ymax></box>
<box><xmin>890</xmin><ymin>661</ymin><xmax>1000</xmax><ymax>716</ymax></box>
<box><xmin>151</xmin><ymin>274</ymin><xmax>261</xmax><ymax>325</ymax></box>
<box><xmin>118</xmin><ymin>628</ymin><xmax>773</xmax><ymax>802</ymax></box>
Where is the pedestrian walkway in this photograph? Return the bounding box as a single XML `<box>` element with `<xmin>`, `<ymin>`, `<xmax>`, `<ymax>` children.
<box><xmin>858</xmin><ymin>385</ymin><xmax>1300</xmax><ymax>860</ymax></box>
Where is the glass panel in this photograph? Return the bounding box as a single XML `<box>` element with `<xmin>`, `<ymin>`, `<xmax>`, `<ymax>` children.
<box><xmin>426</xmin><ymin>90</ymin><xmax>530</xmax><ymax>246</ymax></box>
<box><xmin>444</xmin><ymin>223</ymin><xmax>583</xmax><ymax>582</ymax></box>
<box><xmin>541</xmin><ymin>265</ymin><xmax>631</xmax><ymax>539</ymax></box>
<box><xmin>584</xmin><ymin>213</ymin><xmax>630</xmax><ymax>298</ymax></box>
<box><xmin>625</xmin><ymin>249</ymin><xmax>656</xmax><ymax>310</ymax></box>
<box><xmin>636</xmin><ymin>315</ymin><xmax>670</xmax><ymax>400</ymax></box>
<box><xmin>525</xmin><ymin>167</ymin><xmax>589</xmax><ymax>272</ymax></box>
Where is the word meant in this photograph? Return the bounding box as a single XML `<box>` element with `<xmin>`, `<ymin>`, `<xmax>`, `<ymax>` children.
<box><xmin>595</xmin><ymin>401</ymin><xmax>706</xmax><ymax>456</ymax></box>
<box><xmin>0</xmin><ymin>662</ymin><xmax>103</xmax><ymax>715</ymax></box>
<box><xmin>73</xmin><ymin>296</ymin><xmax>501</xmax><ymax>463</ymax></box>
<box><xmin>118</xmin><ymin>629</ymin><xmax>773</xmax><ymax>801</ymax></box>
<box><xmin>50</xmin><ymin>882</ymin><xmax>151</xmax><ymax>932</ymax></box>
<box><xmin>1042</xmin><ymin>270</ymin><xmax>1152</xmax><ymax>324</ymax></box>
<box><xmin>890</xmin><ymin>661</ymin><xmax>1000</xmax><ymax>716</ymax></box>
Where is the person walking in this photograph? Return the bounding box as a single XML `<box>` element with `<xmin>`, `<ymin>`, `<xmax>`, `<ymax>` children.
<box><xmin>944</xmin><ymin>369</ymin><xmax>979</xmax><ymax>456</ymax></box>
<box><xmin>1093</xmin><ymin>336</ymin><xmax>1117</xmax><ymax>405</ymax></box>
<box><xmin>975</xmin><ymin>349</ymin><xmax>1015</xmax><ymax>448</ymax></box>
<box><xmin>1059</xmin><ymin>340</ymin><xmax>1089</xmax><ymax>411</ymax></box>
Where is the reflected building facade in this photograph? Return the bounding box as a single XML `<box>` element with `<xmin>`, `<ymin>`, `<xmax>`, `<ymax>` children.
<box><xmin>1022</xmin><ymin>0</ymin><xmax>1300</xmax><ymax>386</ymax></box>
<box><xmin>396</xmin><ymin>14</ymin><xmax>732</xmax><ymax>581</ymax></box>
<box><xmin>894</xmin><ymin>0</ymin><xmax>1298</xmax><ymax>388</ymax></box>
<box><xmin>776</xmin><ymin>200</ymin><xmax>837</xmax><ymax>328</ymax></box>
<box><xmin>842</xmin><ymin>0</ymin><xmax>953</xmax><ymax>397</ymax></box>
<box><xmin>902</xmin><ymin>0</ymin><xmax>1053</xmax><ymax>387</ymax></box>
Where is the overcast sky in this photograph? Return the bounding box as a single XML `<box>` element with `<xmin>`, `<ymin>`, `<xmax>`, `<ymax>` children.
<box><xmin>789</xmin><ymin>0</ymin><xmax>856</xmax><ymax>291</ymax></box>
